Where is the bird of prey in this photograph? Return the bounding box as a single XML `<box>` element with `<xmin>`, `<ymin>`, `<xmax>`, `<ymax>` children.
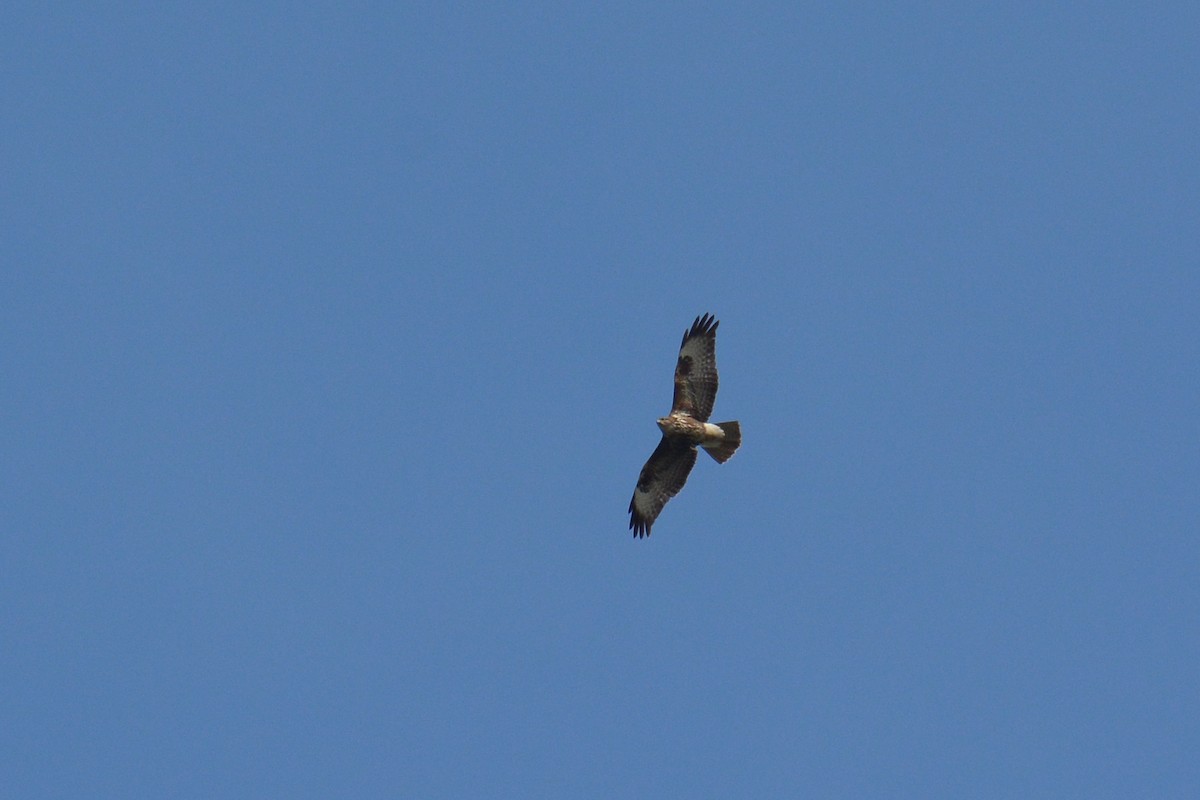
<box><xmin>628</xmin><ymin>313</ymin><xmax>741</xmax><ymax>538</ymax></box>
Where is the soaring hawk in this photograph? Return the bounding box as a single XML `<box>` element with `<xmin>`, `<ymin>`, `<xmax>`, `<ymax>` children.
<box><xmin>628</xmin><ymin>313</ymin><xmax>741</xmax><ymax>538</ymax></box>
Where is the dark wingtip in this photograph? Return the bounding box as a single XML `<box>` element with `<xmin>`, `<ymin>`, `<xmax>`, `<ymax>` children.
<box><xmin>681</xmin><ymin>313</ymin><xmax>719</xmax><ymax>347</ymax></box>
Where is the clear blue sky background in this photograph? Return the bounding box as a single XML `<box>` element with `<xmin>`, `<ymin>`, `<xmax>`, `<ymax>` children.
<box><xmin>4</xmin><ymin>4</ymin><xmax>1197</xmax><ymax>797</ymax></box>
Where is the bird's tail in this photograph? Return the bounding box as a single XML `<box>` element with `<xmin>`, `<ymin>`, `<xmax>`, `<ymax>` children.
<box><xmin>702</xmin><ymin>420</ymin><xmax>741</xmax><ymax>463</ymax></box>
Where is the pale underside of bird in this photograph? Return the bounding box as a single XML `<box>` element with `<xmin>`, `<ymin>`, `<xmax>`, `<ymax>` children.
<box><xmin>628</xmin><ymin>313</ymin><xmax>741</xmax><ymax>538</ymax></box>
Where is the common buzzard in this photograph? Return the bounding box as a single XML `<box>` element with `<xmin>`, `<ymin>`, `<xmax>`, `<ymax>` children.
<box><xmin>628</xmin><ymin>313</ymin><xmax>741</xmax><ymax>537</ymax></box>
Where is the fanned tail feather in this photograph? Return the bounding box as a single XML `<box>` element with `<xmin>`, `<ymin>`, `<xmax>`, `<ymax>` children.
<box><xmin>702</xmin><ymin>420</ymin><xmax>741</xmax><ymax>463</ymax></box>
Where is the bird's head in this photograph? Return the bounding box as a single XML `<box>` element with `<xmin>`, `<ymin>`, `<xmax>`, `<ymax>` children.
<box><xmin>656</xmin><ymin>417</ymin><xmax>670</xmax><ymax>432</ymax></box>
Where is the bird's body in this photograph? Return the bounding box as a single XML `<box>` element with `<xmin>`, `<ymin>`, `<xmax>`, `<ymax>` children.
<box><xmin>628</xmin><ymin>314</ymin><xmax>741</xmax><ymax>538</ymax></box>
<box><xmin>656</xmin><ymin>412</ymin><xmax>706</xmax><ymax>440</ymax></box>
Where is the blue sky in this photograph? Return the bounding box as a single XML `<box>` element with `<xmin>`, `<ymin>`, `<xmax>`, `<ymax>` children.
<box><xmin>4</xmin><ymin>3</ymin><xmax>1197</xmax><ymax>797</ymax></box>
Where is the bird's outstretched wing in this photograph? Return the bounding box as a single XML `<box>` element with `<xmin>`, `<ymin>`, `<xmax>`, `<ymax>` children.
<box><xmin>670</xmin><ymin>313</ymin><xmax>720</xmax><ymax>422</ymax></box>
<box><xmin>628</xmin><ymin>436</ymin><xmax>698</xmax><ymax>538</ymax></box>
